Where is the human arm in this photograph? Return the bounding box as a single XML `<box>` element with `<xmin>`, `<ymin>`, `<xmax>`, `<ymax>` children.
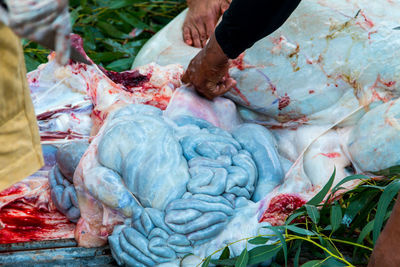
<box><xmin>0</xmin><ymin>0</ymin><xmax>71</xmax><ymax>65</ymax></box>
<box><xmin>182</xmin><ymin>0</ymin><xmax>302</xmax><ymax>99</ymax></box>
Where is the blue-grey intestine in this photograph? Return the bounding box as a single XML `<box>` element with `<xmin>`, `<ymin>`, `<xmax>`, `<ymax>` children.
<box><xmin>79</xmin><ymin>104</ymin><xmax>285</xmax><ymax>266</ymax></box>
<box><xmin>49</xmin><ymin>140</ymin><xmax>89</xmax><ymax>222</ymax></box>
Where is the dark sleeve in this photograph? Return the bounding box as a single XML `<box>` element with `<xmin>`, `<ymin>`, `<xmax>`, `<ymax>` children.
<box><xmin>215</xmin><ymin>0</ymin><xmax>301</xmax><ymax>59</ymax></box>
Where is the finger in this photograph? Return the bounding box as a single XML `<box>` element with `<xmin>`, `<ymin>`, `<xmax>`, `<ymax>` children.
<box><xmin>204</xmin><ymin>20</ymin><xmax>215</xmax><ymax>44</ymax></box>
<box><xmin>181</xmin><ymin>71</ymin><xmax>190</xmax><ymax>84</ymax></box>
<box><xmin>197</xmin><ymin>22</ymin><xmax>208</xmax><ymax>48</ymax></box>
<box><xmin>225</xmin><ymin>77</ymin><xmax>237</xmax><ymax>90</ymax></box>
<box><xmin>182</xmin><ymin>26</ymin><xmax>193</xmax><ymax>46</ymax></box>
<box><xmin>221</xmin><ymin>1</ymin><xmax>230</xmax><ymax>13</ymax></box>
<box><xmin>190</xmin><ymin>27</ymin><xmax>202</xmax><ymax>48</ymax></box>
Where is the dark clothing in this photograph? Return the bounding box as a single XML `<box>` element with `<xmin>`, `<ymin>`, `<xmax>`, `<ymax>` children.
<box><xmin>215</xmin><ymin>0</ymin><xmax>302</xmax><ymax>59</ymax></box>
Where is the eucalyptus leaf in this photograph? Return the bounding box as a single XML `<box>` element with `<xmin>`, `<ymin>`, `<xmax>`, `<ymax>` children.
<box><xmin>24</xmin><ymin>55</ymin><xmax>41</xmax><ymax>72</ymax></box>
<box><xmin>307</xmin><ymin>168</ymin><xmax>336</xmax><ymax>206</ymax></box>
<box><xmin>330</xmin><ymin>204</ymin><xmax>342</xmax><ymax>233</ymax></box>
<box><xmin>266</xmin><ymin>227</ymin><xmax>287</xmax><ymax>267</ymax></box>
<box><xmin>211</xmin><ymin>258</ymin><xmax>236</xmax><ymax>266</ymax></box>
<box><xmin>331</xmin><ymin>174</ymin><xmax>368</xmax><ymax>192</ymax></box>
<box><xmin>285</xmin><ymin>210</ymin><xmax>306</xmax><ymax>225</ymax></box>
<box><xmin>373</xmin><ymin>179</ymin><xmax>400</xmax><ymax>244</ymax></box>
<box><xmin>202</xmin><ymin>256</ymin><xmax>211</xmax><ymax>267</ymax></box>
<box><xmin>219</xmin><ymin>246</ymin><xmax>230</xmax><ymax>260</ymax></box>
<box><xmin>97</xmin><ymin>21</ymin><xmax>131</xmax><ymax>39</ymax></box>
<box><xmin>247</xmin><ymin>245</ymin><xmax>281</xmax><ymax>265</ymax></box>
<box><xmin>235</xmin><ymin>248</ymin><xmax>249</xmax><ymax>267</ymax></box>
<box><xmin>294</xmin><ymin>241</ymin><xmax>302</xmax><ymax>267</ymax></box>
<box><xmin>248</xmin><ymin>237</ymin><xmax>269</xmax><ymax>245</ymax></box>
<box><xmin>373</xmin><ymin>165</ymin><xmax>400</xmax><ymax>177</ymax></box>
<box><xmin>285</xmin><ymin>225</ymin><xmax>316</xmax><ymax>236</ymax></box>
<box><xmin>305</xmin><ymin>204</ymin><xmax>320</xmax><ymax>224</ymax></box>
<box><xmin>301</xmin><ymin>260</ymin><xmax>323</xmax><ymax>267</ymax></box>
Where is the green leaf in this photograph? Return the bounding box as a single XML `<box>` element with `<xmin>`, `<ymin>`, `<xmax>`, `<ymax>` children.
<box><xmin>118</xmin><ymin>12</ymin><xmax>149</xmax><ymax>29</ymax></box>
<box><xmin>305</xmin><ymin>204</ymin><xmax>320</xmax><ymax>224</ymax></box>
<box><xmin>88</xmin><ymin>52</ymin><xmax>126</xmax><ymax>63</ymax></box>
<box><xmin>24</xmin><ymin>54</ymin><xmax>42</xmax><ymax>72</ymax></box>
<box><xmin>321</xmin><ymin>258</ymin><xmax>347</xmax><ymax>267</ymax></box>
<box><xmin>266</xmin><ymin>227</ymin><xmax>287</xmax><ymax>267</ymax></box>
<box><xmin>357</xmin><ymin>219</ymin><xmax>375</xmax><ymax>244</ymax></box>
<box><xmin>307</xmin><ymin>168</ymin><xmax>336</xmax><ymax>206</ymax></box>
<box><xmin>294</xmin><ymin>241</ymin><xmax>302</xmax><ymax>267</ymax></box>
<box><xmin>211</xmin><ymin>258</ymin><xmax>236</xmax><ymax>266</ymax></box>
<box><xmin>106</xmin><ymin>57</ymin><xmax>134</xmax><ymax>72</ymax></box>
<box><xmin>331</xmin><ymin>174</ymin><xmax>368</xmax><ymax>192</ymax></box>
<box><xmin>301</xmin><ymin>260</ymin><xmax>323</xmax><ymax>267</ymax></box>
<box><xmin>219</xmin><ymin>246</ymin><xmax>230</xmax><ymax>260</ymax></box>
<box><xmin>357</xmin><ymin>210</ymin><xmax>392</xmax><ymax>246</ymax></box>
<box><xmin>202</xmin><ymin>256</ymin><xmax>211</xmax><ymax>267</ymax></box>
<box><xmin>285</xmin><ymin>225</ymin><xmax>316</xmax><ymax>236</ymax></box>
<box><xmin>285</xmin><ymin>210</ymin><xmax>305</xmax><ymax>225</ymax></box>
<box><xmin>109</xmin><ymin>0</ymin><xmax>141</xmax><ymax>9</ymax></box>
<box><xmin>247</xmin><ymin>245</ymin><xmax>281</xmax><ymax>265</ymax></box>
<box><xmin>248</xmin><ymin>237</ymin><xmax>269</xmax><ymax>245</ymax></box>
<box><xmin>83</xmin><ymin>27</ymin><xmax>97</xmax><ymax>51</ymax></box>
<box><xmin>235</xmin><ymin>248</ymin><xmax>249</xmax><ymax>267</ymax></box>
<box><xmin>97</xmin><ymin>21</ymin><xmax>130</xmax><ymax>39</ymax></box>
<box><xmin>330</xmin><ymin>204</ymin><xmax>342</xmax><ymax>233</ymax></box>
<box><xmin>372</xmin><ymin>165</ymin><xmax>400</xmax><ymax>177</ymax></box>
<box><xmin>373</xmin><ymin>179</ymin><xmax>400</xmax><ymax>244</ymax></box>
<box><xmin>70</xmin><ymin>6</ymin><xmax>82</xmax><ymax>26</ymax></box>
<box><xmin>342</xmin><ymin>191</ymin><xmax>378</xmax><ymax>227</ymax></box>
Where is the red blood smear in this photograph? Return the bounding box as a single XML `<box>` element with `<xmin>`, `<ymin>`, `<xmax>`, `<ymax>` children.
<box><xmin>230</xmin><ymin>54</ymin><xmax>255</xmax><ymax>71</ymax></box>
<box><xmin>232</xmin><ymin>86</ymin><xmax>250</xmax><ymax>106</ymax></box>
<box><xmin>0</xmin><ymin>201</ymin><xmax>75</xmax><ymax>244</ymax></box>
<box><xmin>40</xmin><ymin>129</ymin><xmax>84</xmax><ymax>141</ymax></box>
<box><xmin>320</xmin><ymin>152</ymin><xmax>341</xmax><ymax>158</ymax></box>
<box><xmin>0</xmin><ymin>186</ymin><xmax>24</xmax><ymax>197</ymax></box>
<box><xmin>361</xmin><ymin>12</ymin><xmax>374</xmax><ymax>28</ymax></box>
<box><xmin>37</xmin><ymin>105</ymin><xmax>81</xmax><ymax>121</ymax></box>
<box><xmin>105</xmin><ymin>70</ymin><xmax>150</xmax><ymax>92</ymax></box>
<box><xmin>309</xmin><ymin>90</ymin><xmax>315</xmax><ymax>94</ymax></box>
<box><xmin>259</xmin><ymin>194</ymin><xmax>306</xmax><ymax>226</ymax></box>
<box><xmin>278</xmin><ymin>94</ymin><xmax>291</xmax><ymax>110</ymax></box>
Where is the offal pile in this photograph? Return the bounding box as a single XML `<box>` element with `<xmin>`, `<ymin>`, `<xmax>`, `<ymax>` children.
<box><xmin>1</xmin><ymin>0</ymin><xmax>400</xmax><ymax>266</ymax></box>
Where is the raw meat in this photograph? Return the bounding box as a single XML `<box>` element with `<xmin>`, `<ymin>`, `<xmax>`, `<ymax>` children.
<box><xmin>0</xmin><ymin>145</ymin><xmax>75</xmax><ymax>244</ymax></box>
<box><xmin>29</xmin><ymin>35</ymin><xmax>184</xmax><ymax>142</ymax></box>
<box><xmin>2</xmin><ymin>0</ymin><xmax>400</xmax><ymax>265</ymax></box>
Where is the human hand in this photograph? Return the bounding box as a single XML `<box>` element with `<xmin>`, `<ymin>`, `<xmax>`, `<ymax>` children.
<box><xmin>183</xmin><ymin>0</ymin><xmax>230</xmax><ymax>48</ymax></box>
<box><xmin>182</xmin><ymin>33</ymin><xmax>236</xmax><ymax>100</ymax></box>
<box><xmin>4</xmin><ymin>0</ymin><xmax>71</xmax><ymax>65</ymax></box>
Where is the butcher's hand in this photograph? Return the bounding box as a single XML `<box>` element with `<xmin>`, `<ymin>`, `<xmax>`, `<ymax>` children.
<box><xmin>2</xmin><ymin>0</ymin><xmax>71</xmax><ymax>65</ymax></box>
<box><xmin>182</xmin><ymin>33</ymin><xmax>236</xmax><ymax>100</ymax></box>
<box><xmin>183</xmin><ymin>0</ymin><xmax>231</xmax><ymax>48</ymax></box>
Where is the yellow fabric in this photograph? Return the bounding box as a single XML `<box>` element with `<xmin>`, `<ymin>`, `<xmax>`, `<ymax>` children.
<box><xmin>0</xmin><ymin>24</ymin><xmax>44</xmax><ymax>191</ymax></box>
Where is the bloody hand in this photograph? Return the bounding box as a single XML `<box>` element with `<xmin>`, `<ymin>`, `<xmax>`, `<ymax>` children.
<box><xmin>182</xmin><ymin>33</ymin><xmax>236</xmax><ymax>100</ymax></box>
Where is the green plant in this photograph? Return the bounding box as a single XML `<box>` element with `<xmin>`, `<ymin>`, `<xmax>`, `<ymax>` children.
<box><xmin>23</xmin><ymin>0</ymin><xmax>186</xmax><ymax>72</ymax></box>
<box><xmin>199</xmin><ymin>168</ymin><xmax>400</xmax><ymax>267</ymax></box>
